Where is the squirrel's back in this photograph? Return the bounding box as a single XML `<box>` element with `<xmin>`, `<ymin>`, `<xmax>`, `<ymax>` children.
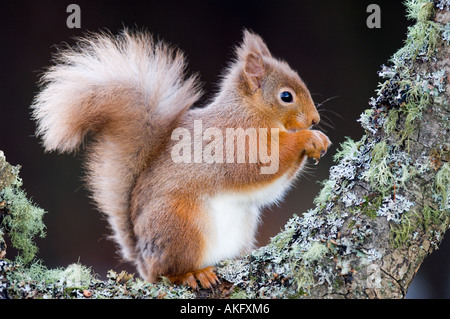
<box><xmin>31</xmin><ymin>30</ymin><xmax>201</xmax><ymax>261</ymax></box>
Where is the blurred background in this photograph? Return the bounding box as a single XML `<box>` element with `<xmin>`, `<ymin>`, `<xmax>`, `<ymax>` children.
<box><xmin>0</xmin><ymin>0</ymin><xmax>448</xmax><ymax>298</ymax></box>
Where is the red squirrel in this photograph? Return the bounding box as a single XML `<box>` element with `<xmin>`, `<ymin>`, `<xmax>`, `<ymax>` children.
<box><xmin>31</xmin><ymin>29</ymin><xmax>330</xmax><ymax>290</ymax></box>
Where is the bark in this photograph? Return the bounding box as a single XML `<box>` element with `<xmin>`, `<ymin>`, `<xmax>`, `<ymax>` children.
<box><xmin>0</xmin><ymin>0</ymin><xmax>449</xmax><ymax>299</ymax></box>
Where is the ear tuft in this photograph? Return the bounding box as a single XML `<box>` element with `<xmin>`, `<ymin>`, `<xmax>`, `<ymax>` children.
<box><xmin>237</xmin><ymin>30</ymin><xmax>272</xmax><ymax>92</ymax></box>
<box><xmin>238</xmin><ymin>29</ymin><xmax>272</xmax><ymax>60</ymax></box>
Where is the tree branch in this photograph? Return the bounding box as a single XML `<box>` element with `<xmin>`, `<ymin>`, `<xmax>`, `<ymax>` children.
<box><xmin>1</xmin><ymin>0</ymin><xmax>449</xmax><ymax>299</ymax></box>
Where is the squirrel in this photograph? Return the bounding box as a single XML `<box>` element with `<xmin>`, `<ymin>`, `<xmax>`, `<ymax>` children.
<box><xmin>31</xmin><ymin>29</ymin><xmax>330</xmax><ymax>290</ymax></box>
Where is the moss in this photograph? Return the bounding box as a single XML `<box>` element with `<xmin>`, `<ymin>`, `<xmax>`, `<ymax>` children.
<box><xmin>302</xmin><ymin>242</ymin><xmax>328</xmax><ymax>263</ymax></box>
<box><xmin>3</xmin><ymin>261</ymin><xmax>95</xmax><ymax>298</ymax></box>
<box><xmin>363</xmin><ymin>141</ymin><xmax>394</xmax><ymax>195</ymax></box>
<box><xmin>372</xmin><ymin>141</ymin><xmax>389</xmax><ymax>164</ymax></box>
<box><xmin>361</xmin><ymin>195</ymin><xmax>383</xmax><ymax>219</ymax></box>
<box><xmin>390</xmin><ymin>195</ymin><xmax>449</xmax><ymax>249</ymax></box>
<box><xmin>10</xmin><ymin>261</ymin><xmax>67</xmax><ymax>284</ymax></box>
<box><xmin>59</xmin><ymin>263</ymin><xmax>94</xmax><ymax>290</ymax></box>
<box><xmin>289</xmin><ymin>241</ymin><xmax>330</xmax><ymax>295</ymax></box>
<box><xmin>333</xmin><ymin>137</ymin><xmax>359</xmax><ymax>162</ymax></box>
<box><xmin>378</xmin><ymin>80</ymin><xmax>431</xmax><ymax>151</ymax></box>
<box><xmin>390</xmin><ymin>214</ymin><xmax>415</xmax><ymax>248</ymax></box>
<box><xmin>313</xmin><ymin>179</ymin><xmax>336</xmax><ymax>207</ymax></box>
<box><xmin>393</xmin><ymin>0</ymin><xmax>441</xmax><ymax>66</ymax></box>
<box><xmin>422</xmin><ymin>205</ymin><xmax>443</xmax><ymax>233</ymax></box>
<box><xmin>384</xmin><ymin>108</ymin><xmax>400</xmax><ymax>136</ymax></box>
<box><xmin>434</xmin><ymin>162</ymin><xmax>450</xmax><ymax>210</ymax></box>
<box><xmin>0</xmin><ymin>151</ymin><xmax>47</xmax><ymax>265</ymax></box>
<box><xmin>391</xmin><ymin>199</ymin><xmax>448</xmax><ymax>249</ymax></box>
<box><xmin>292</xmin><ymin>263</ymin><xmax>315</xmax><ymax>294</ymax></box>
<box><xmin>417</xmin><ymin>1</ymin><xmax>434</xmax><ymax>21</ymax></box>
<box><xmin>403</xmin><ymin>84</ymin><xmax>432</xmax><ymax>148</ymax></box>
<box><xmin>406</xmin><ymin>0</ymin><xmax>432</xmax><ymax>20</ymax></box>
<box><xmin>12</xmin><ymin>262</ymin><xmax>94</xmax><ymax>292</ymax></box>
<box><xmin>410</xmin><ymin>14</ymin><xmax>440</xmax><ymax>58</ymax></box>
<box><xmin>382</xmin><ymin>0</ymin><xmax>442</xmax><ymax>151</ymax></box>
<box><xmin>229</xmin><ymin>286</ymin><xmax>249</xmax><ymax>299</ymax></box>
<box><xmin>3</xmin><ymin>260</ymin><xmax>197</xmax><ymax>299</ymax></box>
<box><xmin>0</xmin><ymin>151</ymin><xmax>22</xmax><ymax>190</ymax></box>
<box><xmin>1</xmin><ymin>184</ymin><xmax>46</xmax><ymax>265</ymax></box>
<box><xmin>270</xmin><ymin>217</ymin><xmax>297</xmax><ymax>249</ymax></box>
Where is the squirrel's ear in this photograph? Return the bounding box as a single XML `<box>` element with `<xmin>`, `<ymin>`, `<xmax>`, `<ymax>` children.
<box><xmin>240</xmin><ymin>30</ymin><xmax>272</xmax><ymax>58</ymax></box>
<box><xmin>238</xmin><ymin>30</ymin><xmax>271</xmax><ymax>92</ymax></box>
<box><xmin>243</xmin><ymin>52</ymin><xmax>265</xmax><ymax>92</ymax></box>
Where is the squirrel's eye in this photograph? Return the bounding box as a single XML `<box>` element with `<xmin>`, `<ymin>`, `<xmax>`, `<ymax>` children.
<box><xmin>280</xmin><ymin>91</ymin><xmax>293</xmax><ymax>103</ymax></box>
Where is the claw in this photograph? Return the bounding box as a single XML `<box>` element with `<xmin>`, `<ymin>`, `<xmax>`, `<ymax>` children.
<box><xmin>167</xmin><ymin>266</ymin><xmax>219</xmax><ymax>291</ymax></box>
<box><xmin>184</xmin><ymin>273</ymin><xmax>199</xmax><ymax>291</ymax></box>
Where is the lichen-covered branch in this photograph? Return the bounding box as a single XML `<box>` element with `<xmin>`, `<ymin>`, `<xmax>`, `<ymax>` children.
<box><xmin>1</xmin><ymin>0</ymin><xmax>449</xmax><ymax>299</ymax></box>
<box><xmin>219</xmin><ymin>0</ymin><xmax>450</xmax><ymax>299</ymax></box>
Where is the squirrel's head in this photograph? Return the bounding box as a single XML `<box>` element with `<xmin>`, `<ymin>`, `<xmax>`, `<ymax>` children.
<box><xmin>233</xmin><ymin>30</ymin><xmax>320</xmax><ymax>132</ymax></box>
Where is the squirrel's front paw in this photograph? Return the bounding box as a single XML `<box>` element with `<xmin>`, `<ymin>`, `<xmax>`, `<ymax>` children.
<box><xmin>304</xmin><ymin>130</ymin><xmax>331</xmax><ymax>164</ymax></box>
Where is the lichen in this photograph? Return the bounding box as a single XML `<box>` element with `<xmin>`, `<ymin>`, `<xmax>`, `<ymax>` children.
<box><xmin>384</xmin><ymin>108</ymin><xmax>400</xmax><ymax>135</ymax></box>
<box><xmin>2</xmin><ymin>0</ymin><xmax>449</xmax><ymax>299</ymax></box>
<box><xmin>1</xmin><ymin>259</ymin><xmax>197</xmax><ymax>299</ymax></box>
<box><xmin>393</xmin><ymin>0</ymin><xmax>441</xmax><ymax>64</ymax></box>
<box><xmin>390</xmin><ymin>214</ymin><xmax>415</xmax><ymax>248</ymax></box>
<box><xmin>0</xmin><ymin>151</ymin><xmax>22</xmax><ymax>190</ymax></box>
<box><xmin>434</xmin><ymin>162</ymin><xmax>450</xmax><ymax>210</ymax></box>
<box><xmin>377</xmin><ymin>194</ymin><xmax>415</xmax><ymax>223</ymax></box>
<box><xmin>1</xmin><ymin>187</ymin><xmax>46</xmax><ymax>265</ymax></box>
<box><xmin>436</xmin><ymin>0</ymin><xmax>450</xmax><ymax>10</ymax></box>
<box><xmin>227</xmin><ymin>37</ymin><xmax>443</xmax><ymax>289</ymax></box>
<box><xmin>252</xmin><ymin>0</ymin><xmax>450</xmax><ymax>297</ymax></box>
<box><xmin>2</xmin><ymin>261</ymin><xmax>93</xmax><ymax>298</ymax></box>
<box><xmin>313</xmin><ymin>179</ymin><xmax>335</xmax><ymax>207</ymax></box>
<box><xmin>355</xmin><ymin>0</ymin><xmax>449</xmax><ymax>254</ymax></box>
<box><xmin>333</xmin><ymin>137</ymin><xmax>360</xmax><ymax>163</ymax></box>
<box><xmin>0</xmin><ymin>153</ymin><xmax>46</xmax><ymax>265</ymax></box>
<box><xmin>363</xmin><ymin>141</ymin><xmax>393</xmax><ymax>194</ymax></box>
<box><xmin>302</xmin><ymin>242</ymin><xmax>328</xmax><ymax>263</ymax></box>
<box><xmin>421</xmin><ymin>204</ymin><xmax>448</xmax><ymax>234</ymax></box>
<box><xmin>442</xmin><ymin>23</ymin><xmax>450</xmax><ymax>43</ymax></box>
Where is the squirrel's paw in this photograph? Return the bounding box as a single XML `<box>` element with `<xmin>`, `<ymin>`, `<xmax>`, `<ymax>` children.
<box><xmin>168</xmin><ymin>266</ymin><xmax>219</xmax><ymax>291</ymax></box>
<box><xmin>304</xmin><ymin>130</ymin><xmax>331</xmax><ymax>164</ymax></box>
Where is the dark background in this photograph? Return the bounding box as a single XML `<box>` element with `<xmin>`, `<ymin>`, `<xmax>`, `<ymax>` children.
<box><xmin>0</xmin><ymin>0</ymin><xmax>448</xmax><ymax>298</ymax></box>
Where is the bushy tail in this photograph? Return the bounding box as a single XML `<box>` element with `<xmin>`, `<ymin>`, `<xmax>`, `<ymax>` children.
<box><xmin>31</xmin><ymin>29</ymin><xmax>201</xmax><ymax>261</ymax></box>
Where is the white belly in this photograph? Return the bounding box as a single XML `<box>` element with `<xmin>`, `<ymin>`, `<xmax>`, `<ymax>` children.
<box><xmin>200</xmin><ymin>172</ymin><xmax>295</xmax><ymax>267</ymax></box>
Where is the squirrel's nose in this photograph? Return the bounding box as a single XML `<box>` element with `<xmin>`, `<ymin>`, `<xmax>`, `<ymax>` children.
<box><xmin>310</xmin><ymin>111</ymin><xmax>320</xmax><ymax>127</ymax></box>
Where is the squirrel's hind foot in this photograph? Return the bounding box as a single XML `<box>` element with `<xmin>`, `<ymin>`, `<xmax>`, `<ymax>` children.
<box><xmin>167</xmin><ymin>266</ymin><xmax>219</xmax><ymax>291</ymax></box>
